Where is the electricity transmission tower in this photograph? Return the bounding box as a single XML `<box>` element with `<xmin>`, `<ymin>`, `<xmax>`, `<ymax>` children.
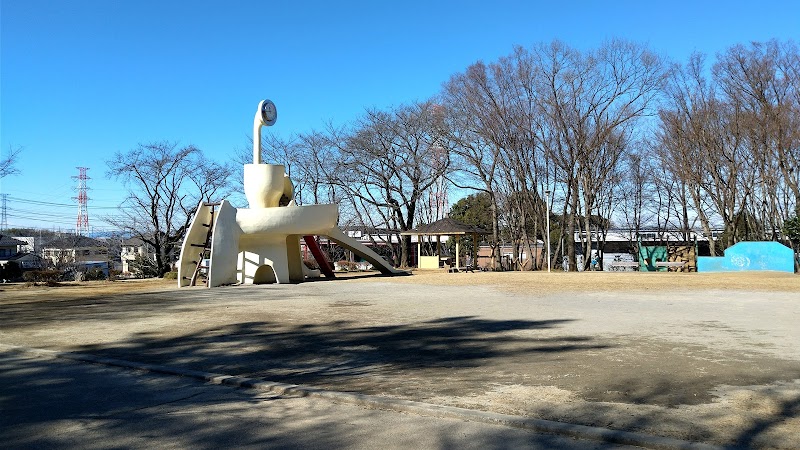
<box><xmin>0</xmin><ymin>193</ymin><xmax>7</xmax><ymax>230</ymax></box>
<box><xmin>73</xmin><ymin>167</ymin><xmax>90</xmax><ymax>236</ymax></box>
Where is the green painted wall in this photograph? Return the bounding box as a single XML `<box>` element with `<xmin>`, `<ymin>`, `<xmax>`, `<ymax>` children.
<box><xmin>638</xmin><ymin>245</ymin><xmax>667</xmax><ymax>271</ymax></box>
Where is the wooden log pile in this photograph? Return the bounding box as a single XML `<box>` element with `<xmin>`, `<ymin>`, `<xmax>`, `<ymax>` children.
<box><xmin>667</xmin><ymin>245</ymin><xmax>697</xmax><ymax>272</ymax></box>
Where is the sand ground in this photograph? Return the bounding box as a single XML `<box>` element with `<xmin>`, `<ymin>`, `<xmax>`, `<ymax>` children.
<box><xmin>1</xmin><ymin>271</ymin><xmax>798</xmax><ymax>448</ymax></box>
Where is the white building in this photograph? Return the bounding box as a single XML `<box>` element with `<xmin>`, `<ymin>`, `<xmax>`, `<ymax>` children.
<box><xmin>120</xmin><ymin>237</ymin><xmax>156</xmax><ymax>274</ymax></box>
<box><xmin>42</xmin><ymin>236</ymin><xmax>109</xmax><ymax>268</ymax></box>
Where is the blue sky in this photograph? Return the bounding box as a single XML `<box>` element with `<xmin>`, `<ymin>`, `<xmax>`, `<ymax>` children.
<box><xmin>2</xmin><ymin>0</ymin><xmax>799</xmax><ymax>231</ymax></box>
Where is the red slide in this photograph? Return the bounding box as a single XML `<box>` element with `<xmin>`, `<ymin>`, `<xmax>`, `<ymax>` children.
<box><xmin>303</xmin><ymin>235</ymin><xmax>336</xmax><ymax>278</ymax></box>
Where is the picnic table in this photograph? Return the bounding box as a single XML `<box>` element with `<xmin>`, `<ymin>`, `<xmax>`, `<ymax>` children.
<box><xmin>608</xmin><ymin>261</ymin><xmax>639</xmax><ymax>271</ymax></box>
<box><xmin>655</xmin><ymin>261</ymin><xmax>687</xmax><ymax>269</ymax></box>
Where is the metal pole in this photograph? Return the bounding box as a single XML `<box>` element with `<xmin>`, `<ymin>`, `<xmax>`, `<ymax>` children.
<box><xmin>545</xmin><ymin>190</ymin><xmax>551</xmax><ymax>273</ymax></box>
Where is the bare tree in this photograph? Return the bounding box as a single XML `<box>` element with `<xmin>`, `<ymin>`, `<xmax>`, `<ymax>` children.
<box><xmin>106</xmin><ymin>141</ymin><xmax>233</xmax><ymax>276</ymax></box>
<box><xmin>617</xmin><ymin>147</ymin><xmax>656</xmax><ymax>237</ymax></box>
<box><xmin>497</xmin><ymin>48</ymin><xmax>549</xmax><ymax>270</ymax></box>
<box><xmin>441</xmin><ymin>61</ymin><xmax>511</xmax><ymax>269</ymax></box>
<box><xmin>328</xmin><ymin>102</ymin><xmax>449</xmax><ymax>267</ymax></box>
<box><xmin>530</xmin><ymin>40</ymin><xmax>665</xmax><ymax>270</ymax></box>
<box><xmin>1</xmin><ymin>145</ymin><xmax>21</xmax><ymax>178</ymax></box>
<box><xmin>295</xmin><ymin>129</ymin><xmax>344</xmax><ymax>206</ymax></box>
<box><xmin>714</xmin><ymin>40</ymin><xmax>800</xmax><ymax>238</ymax></box>
<box><xmin>656</xmin><ymin>42</ymin><xmax>799</xmax><ymax>253</ymax></box>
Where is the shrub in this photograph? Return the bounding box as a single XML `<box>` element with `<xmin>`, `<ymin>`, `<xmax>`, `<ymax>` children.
<box><xmin>162</xmin><ymin>271</ymin><xmax>178</xmax><ymax>280</ymax></box>
<box><xmin>83</xmin><ymin>268</ymin><xmax>107</xmax><ymax>281</ymax></box>
<box><xmin>22</xmin><ymin>270</ymin><xmax>63</xmax><ymax>284</ymax></box>
<box><xmin>303</xmin><ymin>258</ymin><xmax>320</xmax><ymax>270</ymax></box>
<box><xmin>129</xmin><ymin>253</ymin><xmax>160</xmax><ymax>278</ymax></box>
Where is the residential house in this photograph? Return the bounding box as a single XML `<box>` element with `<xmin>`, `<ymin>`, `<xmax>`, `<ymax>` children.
<box><xmin>42</xmin><ymin>235</ymin><xmax>110</xmax><ymax>270</ymax></box>
<box><xmin>0</xmin><ymin>234</ymin><xmax>26</xmax><ymax>260</ymax></box>
<box><xmin>0</xmin><ymin>234</ymin><xmax>43</xmax><ymax>271</ymax></box>
<box><xmin>0</xmin><ymin>234</ymin><xmax>26</xmax><ymax>266</ymax></box>
<box><xmin>13</xmin><ymin>236</ymin><xmax>36</xmax><ymax>253</ymax></box>
<box><xmin>120</xmin><ymin>237</ymin><xmax>156</xmax><ymax>274</ymax></box>
<box><xmin>3</xmin><ymin>253</ymin><xmax>44</xmax><ymax>270</ymax></box>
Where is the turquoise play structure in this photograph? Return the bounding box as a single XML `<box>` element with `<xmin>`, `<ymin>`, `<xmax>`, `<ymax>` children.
<box><xmin>697</xmin><ymin>241</ymin><xmax>795</xmax><ymax>273</ymax></box>
<box><xmin>638</xmin><ymin>245</ymin><xmax>667</xmax><ymax>271</ymax></box>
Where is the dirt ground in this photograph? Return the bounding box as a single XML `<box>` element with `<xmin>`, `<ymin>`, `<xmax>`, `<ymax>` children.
<box><xmin>375</xmin><ymin>269</ymin><xmax>800</xmax><ymax>293</ymax></box>
<box><xmin>1</xmin><ymin>271</ymin><xmax>799</xmax><ymax>448</ymax></box>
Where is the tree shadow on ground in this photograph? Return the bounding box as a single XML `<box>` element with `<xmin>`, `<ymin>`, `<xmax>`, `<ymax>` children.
<box><xmin>732</xmin><ymin>395</ymin><xmax>800</xmax><ymax>449</ymax></box>
<box><xmin>72</xmin><ymin>316</ymin><xmax>608</xmax><ymax>388</ymax></box>
<box><xmin>305</xmin><ymin>271</ymin><xmax>412</xmax><ymax>282</ymax></box>
<box><xmin>3</xmin><ymin>351</ymin><xmax>629</xmax><ymax>449</ymax></box>
<box><xmin>528</xmin><ymin>375</ymin><xmax>800</xmax><ymax>448</ymax></box>
<box><xmin>7</xmin><ymin>284</ymin><xmax>799</xmax><ymax>448</ymax></box>
<box><xmin>0</xmin><ymin>286</ymin><xmax>313</xmax><ymax>330</ymax></box>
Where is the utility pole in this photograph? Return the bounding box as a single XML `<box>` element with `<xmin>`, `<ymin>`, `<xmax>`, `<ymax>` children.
<box><xmin>545</xmin><ymin>189</ymin><xmax>551</xmax><ymax>272</ymax></box>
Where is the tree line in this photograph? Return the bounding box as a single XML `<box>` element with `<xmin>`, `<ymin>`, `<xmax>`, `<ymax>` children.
<box><xmin>100</xmin><ymin>38</ymin><xmax>799</xmax><ymax>274</ymax></box>
<box><xmin>256</xmin><ymin>39</ymin><xmax>799</xmax><ymax>271</ymax></box>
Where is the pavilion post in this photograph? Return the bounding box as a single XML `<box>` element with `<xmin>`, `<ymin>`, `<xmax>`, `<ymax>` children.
<box><xmin>455</xmin><ymin>235</ymin><xmax>460</xmax><ymax>270</ymax></box>
<box><xmin>473</xmin><ymin>233</ymin><xmax>479</xmax><ymax>270</ymax></box>
<box><xmin>436</xmin><ymin>235</ymin><xmax>441</xmax><ymax>267</ymax></box>
<box><xmin>416</xmin><ymin>236</ymin><xmax>421</xmax><ymax>268</ymax></box>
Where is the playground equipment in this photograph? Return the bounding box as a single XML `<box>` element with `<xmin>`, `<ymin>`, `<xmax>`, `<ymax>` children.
<box><xmin>638</xmin><ymin>244</ymin><xmax>696</xmax><ymax>272</ymax></box>
<box><xmin>697</xmin><ymin>241</ymin><xmax>794</xmax><ymax>273</ymax></box>
<box><xmin>177</xmin><ymin>100</ymin><xmax>403</xmax><ymax>287</ymax></box>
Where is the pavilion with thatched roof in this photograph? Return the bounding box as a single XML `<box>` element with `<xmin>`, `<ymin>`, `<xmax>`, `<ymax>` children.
<box><xmin>401</xmin><ymin>217</ymin><xmax>489</xmax><ymax>271</ymax></box>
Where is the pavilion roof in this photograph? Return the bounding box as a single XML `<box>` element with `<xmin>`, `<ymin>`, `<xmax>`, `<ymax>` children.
<box><xmin>401</xmin><ymin>217</ymin><xmax>490</xmax><ymax>236</ymax></box>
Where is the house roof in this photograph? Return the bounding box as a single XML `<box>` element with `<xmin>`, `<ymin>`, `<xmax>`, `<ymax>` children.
<box><xmin>5</xmin><ymin>253</ymin><xmax>41</xmax><ymax>262</ymax></box>
<box><xmin>43</xmin><ymin>235</ymin><xmax>107</xmax><ymax>249</ymax></box>
<box><xmin>122</xmin><ymin>237</ymin><xmax>147</xmax><ymax>246</ymax></box>
<box><xmin>401</xmin><ymin>217</ymin><xmax>490</xmax><ymax>236</ymax></box>
<box><xmin>0</xmin><ymin>234</ymin><xmax>27</xmax><ymax>247</ymax></box>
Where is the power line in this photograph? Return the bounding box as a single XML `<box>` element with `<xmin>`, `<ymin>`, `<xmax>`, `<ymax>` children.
<box><xmin>7</xmin><ymin>207</ymin><xmax>77</xmax><ymax>219</ymax></box>
<box><xmin>4</xmin><ymin>213</ymin><xmax>80</xmax><ymax>226</ymax></box>
<box><xmin>7</xmin><ymin>196</ymin><xmax>125</xmax><ymax>210</ymax></box>
<box><xmin>5</xmin><ymin>214</ymin><xmax>119</xmax><ymax>230</ymax></box>
<box><xmin>6</xmin><ymin>207</ymin><xmax>120</xmax><ymax>225</ymax></box>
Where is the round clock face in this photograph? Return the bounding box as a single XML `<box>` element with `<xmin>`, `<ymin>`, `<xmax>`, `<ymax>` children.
<box><xmin>261</xmin><ymin>100</ymin><xmax>277</xmax><ymax>125</ymax></box>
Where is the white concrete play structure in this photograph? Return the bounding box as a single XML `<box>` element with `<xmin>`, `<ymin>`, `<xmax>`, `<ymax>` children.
<box><xmin>177</xmin><ymin>99</ymin><xmax>403</xmax><ymax>287</ymax></box>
